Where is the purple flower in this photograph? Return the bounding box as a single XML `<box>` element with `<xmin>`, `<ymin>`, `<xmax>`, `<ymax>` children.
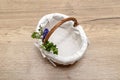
<box><xmin>42</xmin><ymin>28</ymin><xmax>49</xmax><ymax>40</ymax></box>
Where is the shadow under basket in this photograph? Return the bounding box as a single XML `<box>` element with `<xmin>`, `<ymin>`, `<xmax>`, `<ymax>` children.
<box><xmin>34</xmin><ymin>13</ymin><xmax>89</xmax><ymax>66</ymax></box>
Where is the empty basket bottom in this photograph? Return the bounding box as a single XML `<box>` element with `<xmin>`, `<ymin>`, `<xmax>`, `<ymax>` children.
<box><xmin>49</xmin><ymin>27</ymin><xmax>82</xmax><ymax>57</ymax></box>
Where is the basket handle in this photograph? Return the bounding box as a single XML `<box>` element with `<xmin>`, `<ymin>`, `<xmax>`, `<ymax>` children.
<box><xmin>43</xmin><ymin>17</ymin><xmax>79</xmax><ymax>43</ymax></box>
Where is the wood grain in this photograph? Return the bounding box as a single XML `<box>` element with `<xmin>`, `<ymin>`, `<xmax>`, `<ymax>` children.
<box><xmin>0</xmin><ymin>0</ymin><xmax>120</xmax><ymax>80</ymax></box>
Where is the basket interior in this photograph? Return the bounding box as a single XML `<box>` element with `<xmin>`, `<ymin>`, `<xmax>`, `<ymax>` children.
<box><xmin>44</xmin><ymin>17</ymin><xmax>82</xmax><ymax>57</ymax></box>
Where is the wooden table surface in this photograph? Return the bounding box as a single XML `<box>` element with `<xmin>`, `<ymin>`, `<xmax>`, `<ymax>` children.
<box><xmin>0</xmin><ymin>0</ymin><xmax>120</xmax><ymax>80</ymax></box>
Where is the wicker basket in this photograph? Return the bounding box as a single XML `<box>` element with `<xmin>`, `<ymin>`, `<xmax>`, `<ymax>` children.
<box><xmin>34</xmin><ymin>13</ymin><xmax>89</xmax><ymax>66</ymax></box>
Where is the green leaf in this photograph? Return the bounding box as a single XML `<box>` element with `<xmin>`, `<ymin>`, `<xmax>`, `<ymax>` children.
<box><xmin>52</xmin><ymin>47</ymin><xmax>58</xmax><ymax>55</ymax></box>
<box><xmin>31</xmin><ymin>32</ymin><xmax>40</xmax><ymax>39</ymax></box>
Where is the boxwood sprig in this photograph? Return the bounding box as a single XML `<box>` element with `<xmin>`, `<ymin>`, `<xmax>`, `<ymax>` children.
<box><xmin>31</xmin><ymin>27</ymin><xmax>43</xmax><ymax>39</ymax></box>
<box><xmin>42</xmin><ymin>41</ymin><xmax>58</xmax><ymax>55</ymax></box>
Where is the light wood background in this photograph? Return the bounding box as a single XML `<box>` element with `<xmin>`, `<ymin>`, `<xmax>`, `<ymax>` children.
<box><xmin>0</xmin><ymin>0</ymin><xmax>120</xmax><ymax>80</ymax></box>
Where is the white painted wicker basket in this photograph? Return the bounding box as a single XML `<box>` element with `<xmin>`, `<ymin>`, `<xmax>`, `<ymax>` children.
<box><xmin>34</xmin><ymin>13</ymin><xmax>89</xmax><ymax>66</ymax></box>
